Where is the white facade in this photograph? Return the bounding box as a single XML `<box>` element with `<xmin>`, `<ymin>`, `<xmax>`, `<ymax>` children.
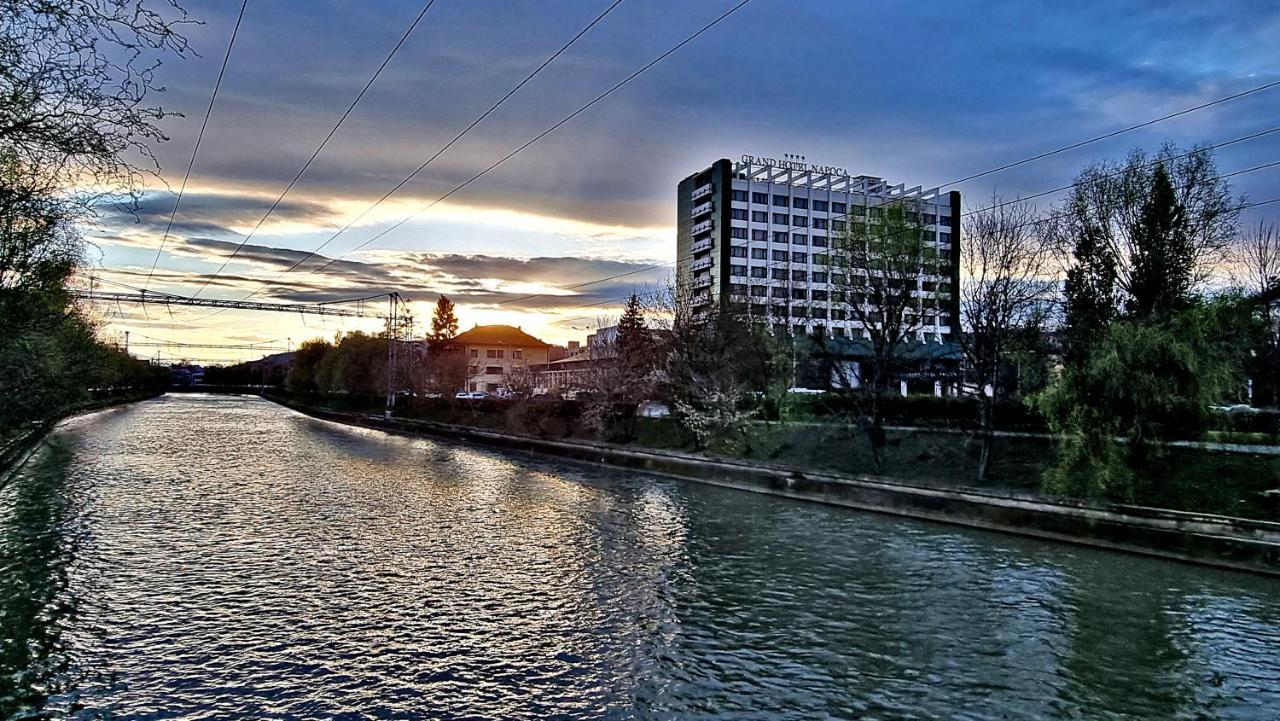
<box><xmin>679</xmin><ymin>157</ymin><xmax>960</xmax><ymax>343</ymax></box>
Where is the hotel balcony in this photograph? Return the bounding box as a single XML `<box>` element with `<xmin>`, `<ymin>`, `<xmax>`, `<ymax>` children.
<box><xmin>691</xmin><ymin>257</ymin><xmax>713</xmax><ymax>272</ymax></box>
<box><xmin>691</xmin><ymin>184</ymin><xmax>714</xmax><ymax>201</ymax></box>
<box><xmin>691</xmin><ymin>237</ymin><xmax>714</xmax><ymax>254</ymax></box>
<box><xmin>691</xmin><ymin>219</ymin><xmax>713</xmax><ymax>235</ymax></box>
<box><xmin>691</xmin><ymin>201</ymin><xmax>714</xmax><ymax>218</ymax></box>
<box><xmin>692</xmin><ymin>274</ymin><xmax>714</xmax><ymax>289</ymax></box>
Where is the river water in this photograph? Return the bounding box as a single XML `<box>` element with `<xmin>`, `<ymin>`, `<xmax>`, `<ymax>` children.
<box><xmin>1</xmin><ymin>394</ymin><xmax>1278</xmax><ymax>720</ymax></box>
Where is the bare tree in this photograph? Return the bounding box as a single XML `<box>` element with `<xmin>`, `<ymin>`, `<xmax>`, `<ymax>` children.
<box><xmin>1230</xmin><ymin>220</ymin><xmax>1280</xmax><ymax>405</ymax></box>
<box><xmin>829</xmin><ymin>198</ymin><xmax>947</xmax><ymax>464</ymax></box>
<box><xmin>1</xmin><ymin>0</ymin><xmax>193</xmax><ymax>204</ymax></box>
<box><xmin>959</xmin><ymin>196</ymin><xmax>1056</xmax><ymax>479</ymax></box>
<box><xmin>1047</xmin><ymin>144</ymin><xmax>1241</xmax><ymax>304</ymax></box>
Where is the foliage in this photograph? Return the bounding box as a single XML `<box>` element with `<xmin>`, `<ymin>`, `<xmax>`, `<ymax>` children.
<box><xmin>314</xmin><ymin>332</ymin><xmax>387</xmax><ymax>396</ymax></box>
<box><xmin>285</xmin><ymin>339</ymin><xmax>333</xmax><ymax>394</ymax></box>
<box><xmin>1036</xmin><ymin>299</ymin><xmax>1250</xmax><ymax>500</ymax></box>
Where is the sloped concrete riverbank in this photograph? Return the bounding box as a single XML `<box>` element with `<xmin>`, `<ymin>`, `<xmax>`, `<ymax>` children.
<box><xmin>267</xmin><ymin>396</ymin><xmax>1280</xmax><ymax>577</ymax></box>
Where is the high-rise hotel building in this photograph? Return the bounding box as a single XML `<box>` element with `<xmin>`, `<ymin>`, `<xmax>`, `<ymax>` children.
<box><xmin>677</xmin><ymin>156</ymin><xmax>961</xmax><ymax>343</ymax></box>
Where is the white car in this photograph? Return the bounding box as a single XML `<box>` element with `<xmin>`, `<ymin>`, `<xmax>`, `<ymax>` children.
<box><xmin>454</xmin><ymin>391</ymin><xmax>487</xmax><ymax>400</ymax></box>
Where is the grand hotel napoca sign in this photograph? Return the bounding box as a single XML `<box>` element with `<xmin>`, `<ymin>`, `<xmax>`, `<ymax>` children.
<box><xmin>740</xmin><ymin>153</ymin><xmax>849</xmax><ymax>178</ymax></box>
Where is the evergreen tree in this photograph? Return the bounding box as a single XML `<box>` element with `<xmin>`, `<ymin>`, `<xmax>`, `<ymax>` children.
<box><xmin>615</xmin><ymin>294</ymin><xmax>649</xmax><ymax>375</ymax></box>
<box><xmin>429</xmin><ymin>296</ymin><xmax>459</xmax><ymax>350</ymax></box>
<box><xmin>1128</xmin><ymin>164</ymin><xmax>1192</xmax><ymax>319</ymax></box>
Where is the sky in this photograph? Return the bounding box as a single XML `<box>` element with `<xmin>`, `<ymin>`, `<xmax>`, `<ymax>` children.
<box><xmin>84</xmin><ymin>0</ymin><xmax>1280</xmax><ymax>364</ymax></box>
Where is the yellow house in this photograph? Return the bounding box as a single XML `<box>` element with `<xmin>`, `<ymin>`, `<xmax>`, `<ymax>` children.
<box><xmin>453</xmin><ymin>325</ymin><xmax>551</xmax><ymax>393</ymax></box>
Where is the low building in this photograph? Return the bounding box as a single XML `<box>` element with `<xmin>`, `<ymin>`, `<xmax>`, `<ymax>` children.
<box><xmin>453</xmin><ymin>324</ymin><xmax>551</xmax><ymax>393</ymax></box>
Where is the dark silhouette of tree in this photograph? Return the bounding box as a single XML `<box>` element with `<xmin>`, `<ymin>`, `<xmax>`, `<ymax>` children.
<box><xmin>429</xmin><ymin>296</ymin><xmax>459</xmax><ymax>351</ymax></box>
<box><xmin>1128</xmin><ymin>165</ymin><xmax>1193</xmax><ymax>319</ymax></box>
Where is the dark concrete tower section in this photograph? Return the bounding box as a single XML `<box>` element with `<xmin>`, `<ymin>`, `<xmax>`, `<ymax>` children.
<box><xmin>675</xmin><ymin>158</ymin><xmax>732</xmax><ymax>311</ymax></box>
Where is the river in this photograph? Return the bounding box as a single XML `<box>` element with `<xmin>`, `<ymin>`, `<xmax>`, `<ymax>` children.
<box><xmin>1</xmin><ymin>394</ymin><xmax>1278</xmax><ymax>720</ymax></box>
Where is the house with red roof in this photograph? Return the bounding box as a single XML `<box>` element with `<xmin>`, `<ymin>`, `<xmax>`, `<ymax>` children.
<box><xmin>452</xmin><ymin>324</ymin><xmax>552</xmax><ymax>393</ymax></box>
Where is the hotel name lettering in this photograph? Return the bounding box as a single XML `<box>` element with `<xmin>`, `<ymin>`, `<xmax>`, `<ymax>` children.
<box><xmin>741</xmin><ymin>154</ymin><xmax>849</xmax><ymax>178</ymax></box>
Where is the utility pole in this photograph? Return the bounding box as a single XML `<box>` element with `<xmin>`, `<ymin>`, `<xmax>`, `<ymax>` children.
<box><xmin>385</xmin><ymin>293</ymin><xmax>398</xmax><ymax>418</ymax></box>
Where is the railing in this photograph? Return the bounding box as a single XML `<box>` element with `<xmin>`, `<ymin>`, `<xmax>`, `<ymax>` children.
<box><xmin>691</xmin><ymin>184</ymin><xmax>713</xmax><ymax>200</ymax></box>
<box><xmin>691</xmin><ymin>237</ymin><xmax>714</xmax><ymax>254</ymax></box>
<box><xmin>691</xmin><ymin>201</ymin><xmax>714</xmax><ymax>217</ymax></box>
<box><xmin>691</xmin><ymin>219</ymin><xmax>713</xmax><ymax>235</ymax></box>
<box><xmin>691</xmin><ymin>257</ymin><xmax>713</xmax><ymax>271</ymax></box>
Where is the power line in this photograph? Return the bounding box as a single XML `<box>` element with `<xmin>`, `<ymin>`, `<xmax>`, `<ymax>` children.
<box><xmin>246</xmin><ymin>64</ymin><xmax>1280</xmax><ymax>316</ymax></box>
<box><xmin>142</xmin><ymin>0</ymin><xmax>250</xmax><ymax>292</ymax></box>
<box><xmin>189</xmin><ymin>0</ymin><xmax>441</xmax><ymax>298</ymax></box>
<box><xmin>228</xmin><ymin>0</ymin><xmax>757</xmax><ymax>304</ymax></box>
<box><xmin>945</xmin><ymin>78</ymin><xmax>1280</xmax><ymax>187</ymax></box>
<box><xmin>517</xmin><ymin>123</ymin><xmax>1280</xmax><ymax>312</ymax></box>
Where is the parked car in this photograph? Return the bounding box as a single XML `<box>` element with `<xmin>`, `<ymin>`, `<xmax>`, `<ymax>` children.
<box><xmin>454</xmin><ymin>391</ymin><xmax>487</xmax><ymax>400</ymax></box>
<box><xmin>1211</xmin><ymin>403</ymin><xmax>1260</xmax><ymax>414</ymax></box>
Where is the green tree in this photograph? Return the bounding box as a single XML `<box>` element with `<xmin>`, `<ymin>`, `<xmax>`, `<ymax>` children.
<box><xmin>285</xmin><ymin>338</ymin><xmax>333</xmax><ymax>394</ymax></box>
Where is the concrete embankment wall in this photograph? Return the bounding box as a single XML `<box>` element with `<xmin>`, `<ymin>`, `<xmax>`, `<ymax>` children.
<box><xmin>0</xmin><ymin>391</ymin><xmax>163</xmax><ymax>483</ymax></box>
<box><xmin>270</xmin><ymin>397</ymin><xmax>1280</xmax><ymax>577</ymax></box>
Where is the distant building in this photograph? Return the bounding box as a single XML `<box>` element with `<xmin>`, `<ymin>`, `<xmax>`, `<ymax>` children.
<box><xmin>676</xmin><ymin>156</ymin><xmax>960</xmax><ymax>343</ymax></box>
<box><xmin>534</xmin><ymin>326</ymin><xmax>617</xmax><ymax>392</ymax></box>
<box><xmin>453</xmin><ymin>325</ymin><xmax>552</xmax><ymax>393</ymax></box>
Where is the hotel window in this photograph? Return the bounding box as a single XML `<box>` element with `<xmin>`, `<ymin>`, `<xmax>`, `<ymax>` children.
<box><xmin>752</xmin><ymin>229</ymin><xmax>768</xmax><ymax>241</ymax></box>
<box><xmin>792</xmin><ymin>233</ymin><xmax>807</xmax><ymax>244</ymax></box>
<box><xmin>792</xmin><ymin>197</ymin><xmax>808</xmax><ymax>209</ymax></box>
<box><xmin>772</xmin><ymin>212</ymin><xmax>788</xmax><ymax>224</ymax></box>
<box><xmin>771</xmin><ymin>249</ymin><xmax>788</xmax><ymax>261</ymax></box>
<box><xmin>832</xmin><ymin>309</ymin><xmax>846</xmax><ymax>320</ymax></box>
<box><xmin>772</xmin><ymin>194</ymin><xmax>788</xmax><ymax>206</ymax></box>
<box><xmin>469</xmin><ymin>349</ymin><xmax>478</xmax><ymax>358</ymax></box>
<box><xmin>831</xmin><ymin>201</ymin><xmax>847</xmax><ymax>214</ymax></box>
<box><xmin>924</xmin><ymin>213</ymin><xmax>937</xmax><ymax>225</ymax></box>
<box><xmin>750</xmin><ymin>285</ymin><xmax>767</xmax><ymax>297</ymax></box>
<box><xmin>792</xmin><ymin>288</ymin><xmax>807</xmax><ymax>300</ymax></box>
<box><xmin>937</xmin><ymin>215</ymin><xmax>952</xmax><ymax>227</ymax></box>
<box><xmin>791</xmin><ymin>251</ymin><xmax>807</xmax><ymax>263</ymax></box>
<box><xmin>812</xmin><ymin>235</ymin><xmax>828</xmax><ymax>247</ymax></box>
<box><xmin>832</xmin><ymin>220</ymin><xmax>846</xmax><ymax>232</ymax></box>
<box><xmin>485</xmin><ymin>366</ymin><xmax>503</xmax><ymax>375</ymax></box>
<box><xmin>869</xmin><ymin>206</ymin><xmax>882</xmax><ymax>218</ymax></box>
<box><xmin>792</xmin><ymin>269</ymin><xmax>807</xmax><ymax>281</ymax></box>
<box><xmin>813</xmin><ymin>253</ymin><xmax>829</xmax><ymax>265</ymax></box>
<box><xmin>752</xmin><ymin>191</ymin><xmax>768</xmax><ymax>204</ymax></box>
<box><xmin>851</xmin><ymin>205</ymin><xmax>866</xmax><ymax>216</ymax></box>
<box><xmin>751</xmin><ymin>266</ymin><xmax>767</xmax><ymax>278</ymax></box>
<box><xmin>729</xmin><ymin>283</ymin><xmax>748</xmax><ymax>295</ymax></box>
<box><xmin>751</xmin><ymin>210</ymin><xmax>768</xmax><ymax>222</ymax></box>
<box><xmin>730</xmin><ymin>227</ymin><xmax>748</xmax><ymax>239</ymax></box>
<box><xmin>512</xmin><ymin>350</ymin><xmax>523</xmax><ymax>359</ymax></box>
<box><xmin>812</xmin><ymin>289</ymin><xmax>829</xmax><ymax>301</ymax></box>
<box><xmin>772</xmin><ymin>231</ymin><xmax>789</xmax><ymax>243</ymax></box>
<box><xmin>731</xmin><ymin>208</ymin><xmax>747</xmax><ymax>220</ymax></box>
<box><xmin>487</xmin><ymin>349</ymin><xmax>503</xmax><ymax>359</ymax></box>
<box><xmin>812</xmin><ymin>272</ymin><xmax>828</xmax><ymax>283</ymax></box>
<box><xmin>772</xmin><ymin>268</ymin><xmax>788</xmax><ymax>280</ymax></box>
<box><xmin>812</xmin><ymin>218</ymin><xmax>828</xmax><ymax>230</ymax></box>
<box><xmin>730</xmin><ymin>246</ymin><xmax>747</xmax><ymax>258</ymax></box>
<box><xmin>792</xmin><ymin>215</ymin><xmax>807</xmax><ymax>227</ymax></box>
<box><xmin>771</xmin><ymin>287</ymin><xmax>788</xmax><ymax>299</ymax></box>
<box><xmin>730</xmin><ymin>264</ymin><xmax>747</xmax><ymax>277</ymax></box>
<box><xmin>940</xmin><ymin>231</ymin><xmax>952</xmax><ymax>244</ymax></box>
<box><xmin>731</xmin><ymin>189</ymin><xmax>748</xmax><ymax>202</ymax></box>
<box><xmin>813</xmin><ymin>199</ymin><xmax>828</xmax><ymax>212</ymax></box>
<box><xmin>751</xmin><ymin>248</ymin><xmax>767</xmax><ymax>259</ymax></box>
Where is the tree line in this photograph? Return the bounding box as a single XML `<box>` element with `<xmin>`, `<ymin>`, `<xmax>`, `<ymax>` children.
<box><xmin>0</xmin><ymin>1</ymin><xmax>188</xmax><ymax>437</ymax></box>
